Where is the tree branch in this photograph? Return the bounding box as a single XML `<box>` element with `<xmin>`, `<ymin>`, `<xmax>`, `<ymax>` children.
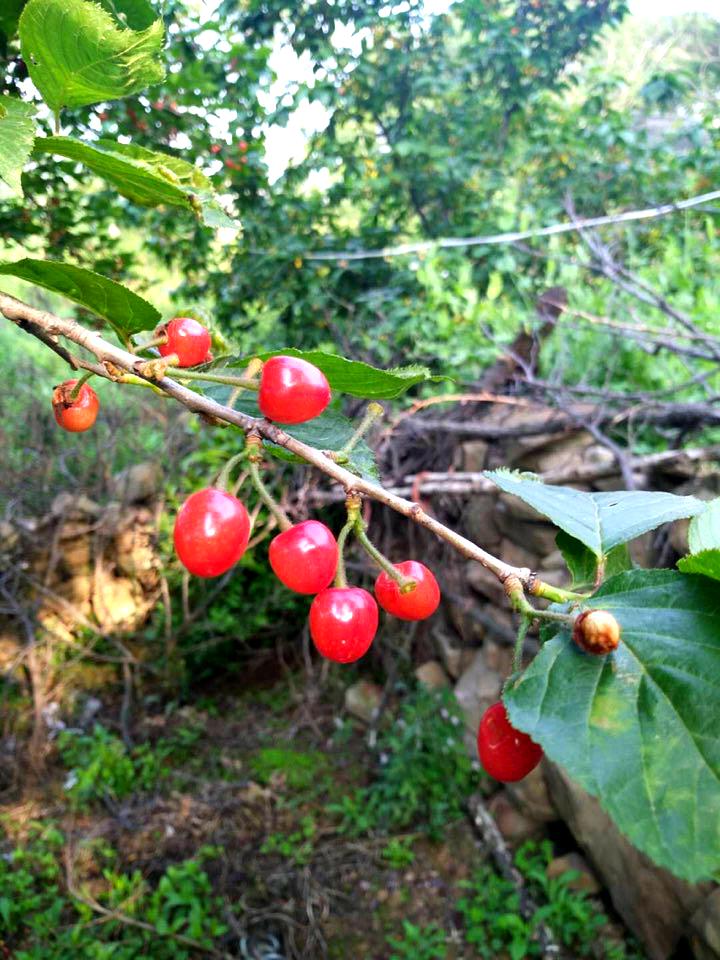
<box><xmin>0</xmin><ymin>292</ymin><xmax>534</xmax><ymax>590</ymax></box>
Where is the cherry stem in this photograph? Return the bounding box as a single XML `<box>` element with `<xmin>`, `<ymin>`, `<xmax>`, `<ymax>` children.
<box><xmin>512</xmin><ymin>615</ymin><xmax>531</xmax><ymax>675</ymax></box>
<box><xmin>247</xmin><ymin>459</ymin><xmax>292</xmax><ymax>531</ymax></box>
<box><xmin>166</xmin><ymin>368</ymin><xmax>260</xmax><ymax>390</ymax></box>
<box><xmin>215</xmin><ymin>452</ymin><xmax>246</xmax><ymax>492</ymax></box>
<box><xmin>353</xmin><ymin>520</ymin><xmax>416</xmax><ymax>593</ymax></box>
<box><xmin>135</xmin><ymin>334</ymin><xmax>168</xmax><ymax>352</ymax></box>
<box><xmin>341</xmin><ymin>401</ymin><xmax>384</xmax><ymax>457</ymax></box>
<box><xmin>334</xmin><ymin>515</ymin><xmax>356</xmax><ymax>589</ymax></box>
<box><xmin>68</xmin><ymin>371</ymin><xmax>94</xmax><ymax>400</ymax></box>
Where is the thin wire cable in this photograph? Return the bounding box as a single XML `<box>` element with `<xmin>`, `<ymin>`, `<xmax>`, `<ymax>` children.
<box><xmin>295</xmin><ymin>188</ymin><xmax>720</xmax><ymax>262</ymax></box>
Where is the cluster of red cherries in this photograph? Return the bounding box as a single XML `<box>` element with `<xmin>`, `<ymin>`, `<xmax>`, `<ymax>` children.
<box><xmin>56</xmin><ymin>315</ymin><xmax>622</xmax><ymax>784</ymax></box>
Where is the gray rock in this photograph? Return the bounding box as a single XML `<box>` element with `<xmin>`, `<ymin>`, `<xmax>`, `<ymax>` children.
<box><xmin>454</xmin><ymin>650</ymin><xmax>502</xmax><ymax>739</ymax></box>
<box><xmin>344</xmin><ymin>681</ymin><xmax>383</xmax><ymax>724</ymax></box>
<box><xmin>545</xmin><ymin>763</ymin><xmax>714</xmax><ymax>960</ymax></box>
<box><xmin>111</xmin><ymin>462</ymin><xmax>162</xmax><ymax>504</ymax></box>
<box><xmin>414</xmin><ymin>660</ymin><xmax>450</xmax><ymax>691</ymax></box>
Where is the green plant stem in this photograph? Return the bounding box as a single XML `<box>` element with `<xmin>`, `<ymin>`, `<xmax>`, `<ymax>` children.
<box><xmin>135</xmin><ymin>334</ymin><xmax>168</xmax><ymax>352</ymax></box>
<box><xmin>69</xmin><ymin>371</ymin><xmax>95</xmax><ymax>400</ymax></box>
<box><xmin>248</xmin><ymin>459</ymin><xmax>292</xmax><ymax>530</ymax></box>
<box><xmin>506</xmin><ymin>576</ymin><xmax>575</xmax><ymax>626</ymax></box>
<box><xmin>531</xmin><ymin>580</ymin><xmax>588</xmax><ymax>603</ymax></box>
<box><xmin>354</xmin><ymin>522</ymin><xmax>415</xmax><ymax>591</ymax></box>
<box><xmin>166</xmin><ymin>368</ymin><xmax>259</xmax><ymax>390</ymax></box>
<box><xmin>341</xmin><ymin>401</ymin><xmax>384</xmax><ymax>456</ymax></box>
<box><xmin>334</xmin><ymin>515</ymin><xmax>357</xmax><ymax>589</ymax></box>
<box><xmin>215</xmin><ymin>452</ymin><xmax>246</xmax><ymax>492</ymax></box>
<box><xmin>512</xmin><ymin>615</ymin><xmax>531</xmax><ymax>674</ymax></box>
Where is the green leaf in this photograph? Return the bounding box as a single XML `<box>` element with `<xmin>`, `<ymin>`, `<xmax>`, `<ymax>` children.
<box><xmin>505</xmin><ymin>569</ymin><xmax>720</xmax><ymax>883</ymax></box>
<box><xmin>223</xmin><ymin>350</ymin><xmax>444</xmax><ymax>399</ymax></box>
<box><xmin>34</xmin><ymin>137</ymin><xmax>236</xmax><ymax>228</ymax></box>
<box><xmin>688</xmin><ymin>499</ymin><xmax>720</xmax><ymax>554</ymax></box>
<box><xmin>678</xmin><ymin>549</ymin><xmax>720</xmax><ymax>582</ymax></box>
<box><xmin>19</xmin><ymin>0</ymin><xmax>165</xmax><ymax>112</ymax></box>
<box><xmin>486</xmin><ymin>470</ymin><xmax>705</xmax><ymax>558</ymax></box>
<box><xmin>0</xmin><ymin>258</ymin><xmax>160</xmax><ymax>337</ymax></box>
<box><xmin>0</xmin><ymin>95</ymin><xmax>36</xmax><ymax>196</ymax></box>
<box><xmin>556</xmin><ymin>531</ymin><xmax>632</xmax><ymax>590</ymax></box>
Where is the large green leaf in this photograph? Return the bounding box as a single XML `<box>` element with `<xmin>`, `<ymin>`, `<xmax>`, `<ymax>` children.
<box><xmin>34</xmin><ymin>137</ymin><xmax>235</xmax><ymax>228</ymax></box>
<box><xmin>19</xmin><ymin>0</ymin><xmax>165</xmax><ymax>112</ymax></box>
<box><xmin>0</xmin><ymin>258</ymin><xmax>160</xmax><ymax>337</ymax></box>
<box><xmin>505</xmin><ymin>569</ymin><xmax>720</xmax><ymax>882</ymax></box>
<box><xmin>688</xmin><ymin>499</ymin><xmax>720</xmax><ymax>554</ymax></box>
<box><xmin>219</xmin><ymin>350</ymin><xmax>443</xmax><ymax>399</ymax></box>
<box><xmin>0</xmin><ymin>96</ymin><xmax>36</xmax><ymax>196</ymax></box>
<box><xmin>556</xmin><ymin>531</ymin><xmax>632</xmax><ymax>590</ymax></box>
<box><xmin>486</xmin><ymin>470</ymin><xmax>705</xmax><ymax>558</ymax></box>
<box><xmin>678</xmin><ymin>549</ymin><xmax>720</xmax><ymax>582</ymax></box>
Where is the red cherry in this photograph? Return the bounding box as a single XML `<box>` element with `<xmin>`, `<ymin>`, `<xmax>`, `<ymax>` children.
<box><xmin>477</xmin><ymin>701</ymin><xmax>543</xmax><ymax>783</ymax></box>
<box><xmin>174</xmin><ymin>488</ymin><xmax>250</xmax><ymax>578</ymax></box>
<box><xmin>52</xmin><ymin>380</ymin><xmax>99</xmax><ymax>432</ymax></box>
<box><xmin>210</xmin><ymin>144</ymin><xmax>222</xmax><ymax>155</ymax></box>
<box><xmin>309</xmin><ymin>588</ymin><xmax>378</xmax><ymax>663</ymax></box>
<box><xmin>258</xmin><ymin>356</ymin><xmax>331</xmax><ymax>424</ymax></box>
<box><xmin>374</xmin><ymin>560</ymin><xmax>440</xmax><ymax>620</ymax></box>
<box><xmin>269</xmin><ymin>521</ymin><xmax>338</xmax><ymax>594</ymax></box>
<box><xmin>158</xmin><ymin>317</ymin><xmax>211</xmax><ymax>367</ymax></box>
<box><xmin>239</xmin><ymin>140</ymin><xmax>248</xmax><ymax>152</ymax></box>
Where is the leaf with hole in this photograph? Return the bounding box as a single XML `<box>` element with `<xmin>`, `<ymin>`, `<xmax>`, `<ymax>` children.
<box><xmin>504</xmin><ymin>569</ymin><xmax>720</xmax><ymax>882</ymax></box>
<box><xmin>35</xmin><ymin>137</ymin><xmax>236</xmax><ymax>228</ymax></box>
<box><xmin>0</xmin><ymin>258</ymin><xmax>160</xmax><ymax>337</ymax></box>
<box><xmin>19</xmin><ymin>0</ymin><xmax>165</xmax><ymax>112</ymax></box>
<box><xmin>0</xmin><ymin>95</ymin><xmax>35</xmax><ymax>196</ymax></box>
<box><xmin>486</xmin><ymin>470</ymin><xmax>705</xmax><ymax>557</ymax></box>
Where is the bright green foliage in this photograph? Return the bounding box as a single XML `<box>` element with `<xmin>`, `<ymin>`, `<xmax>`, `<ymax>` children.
<box><xmin>249</xmin><ymin>746</ymin><xmax>328</xmax><ymax>791</ymax></box>
<box><xmin>380</xmin><ymin>836</ymin><xmax>416</xmax><ymax>869</ymax></box>
<box><xmin>260</xmin><ymin>815</ymin><xmax>317</xmax><ymax>866</ymax></box>
<box><xmin>487</xmin><ymin>471</ymin><xmax>705</xmax><ymax>558</ymax></box>
<box><xmin>457</xmin><ymin>840</ymin><xmax>645</xmax><ymax>960</ymax></box>
<box><xmin>0</xmin><ymin>824</ymin><xmax>227</xmax><ymax>958</ymax></box>
<box><xmin>331</xmin><ymin>687</ymin><xmax>480</xmax><ymax>839</ymax></box>
<box><xmin>19</xmin><ymin>0</ymin><xmax>165</xmax><ymax>111</ymax></box>
<box><xmin>57</xmin><ymin>724</ymin><xmax>165</xmax><ymax>806</ymax></box>
<box><xmin>505</xmin><ymin>570</ymin><xmax>720</xmax><ymax>882</ymax></box>
<box><xmin>34</xmin><ymin>137</ymin><xmax>235</xmax><ymax>227</ymax></box>
<box><xmin>677</xmin><ymin>549</ymin><xmax>720</xmax><ymax>582</ymax></box>
<box><xmin>0</xmin><ymin>95</ymin><xmax>35</xmax><ymax>195</ymax></box>
<box><xmin>387</xmin><ymin>921</ymin><xmax>447</xmax><ymax>960</ymax></box>
<box><xmin>688</xmin><ymin>499</ymin><xmax>720</xmax><ymax>553</ymax></box>
<box><xmin>0</xmin><ymin>258</ymin><xmax>161</xmax><ymax>337</ymax></box>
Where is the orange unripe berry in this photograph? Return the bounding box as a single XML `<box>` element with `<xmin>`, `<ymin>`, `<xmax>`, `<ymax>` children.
<box><xmin>572</xmin><ymin>610</ymin><xmax>621</xmax><ymax>656</ymax></box>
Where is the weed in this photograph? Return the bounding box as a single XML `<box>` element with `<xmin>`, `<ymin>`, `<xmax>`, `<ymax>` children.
<box><xmin>331</xmin><ymin>687</ymin><xmax>480</xmax><ymax>838</ymax></box>
<box><xmin>260</xmin><ymin>815</ymin><xmax>317</xmax><ymax>866</ymax></box>
<box><xmin>387</xmin><ymin>920</ymin><xmax>447</xmax><ymax>960</ymax></box>
<box><xmin>58</xmin><ymin>724</ymin><xmax>165</xmax><ymax>807</ymax></box>
<box><xmin>381</xmin><ymin>836</ymin><xmax>417</xmax><ymax>869</ymax></box>
<box><xmin>249</xmin><ymin>746</ymin><xmax>328</xmax><ymax>792</ymax></box>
